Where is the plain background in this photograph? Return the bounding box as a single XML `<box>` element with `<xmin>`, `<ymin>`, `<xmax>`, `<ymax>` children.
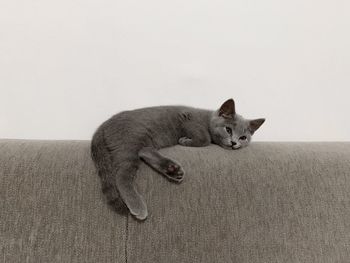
<box><xmin>1</xmin><ymin>0</ymin><xmax>349</xmax><ymax>141</ymax></box>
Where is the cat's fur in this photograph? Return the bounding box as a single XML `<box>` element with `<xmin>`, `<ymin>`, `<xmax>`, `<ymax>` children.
<box><xmin>91</xmin><ymin>99</ymin><xmax>265</xmax><ymax>220</ymax></box>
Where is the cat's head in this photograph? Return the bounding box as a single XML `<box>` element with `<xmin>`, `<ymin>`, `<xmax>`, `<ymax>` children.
<box><xmin>209</xmin><ymin>99</ymin><xmax>265</xmax><ymax>150</ymax></box>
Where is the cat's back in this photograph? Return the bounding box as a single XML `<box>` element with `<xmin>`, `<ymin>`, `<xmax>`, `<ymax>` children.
<box><xmin>110</xmin><ymin>105</ymin><xmax>199</xmax><ymax>125</ymax></box>
<box><xmin>100</xmin><ymin>105</ymin><xmax>210</xmax><ymax>148</ymax></box>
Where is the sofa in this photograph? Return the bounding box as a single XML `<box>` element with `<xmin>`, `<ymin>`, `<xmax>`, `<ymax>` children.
<box><xmin>1</xmin><ymin>139</ymin><xmax>350</xmax><ymax>262</ymax></box>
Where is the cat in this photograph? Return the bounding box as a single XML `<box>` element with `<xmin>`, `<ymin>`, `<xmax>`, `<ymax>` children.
<box><xmin>91</xmin><ymin>99</ymin><xmax>265</xmax><ymax>220</ymax></box>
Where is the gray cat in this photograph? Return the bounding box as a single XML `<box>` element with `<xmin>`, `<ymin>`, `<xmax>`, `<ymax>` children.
<box><xmin>91</xmin><ymin>99</ymin><xmax>265</xmax><ymax>220</ymax></box>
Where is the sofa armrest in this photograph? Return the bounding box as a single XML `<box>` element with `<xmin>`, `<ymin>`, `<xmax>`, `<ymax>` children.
<box><xmin>1</xmin><ymin>140</ymin><xmax>350</xmax><ymax>262</ymax></box>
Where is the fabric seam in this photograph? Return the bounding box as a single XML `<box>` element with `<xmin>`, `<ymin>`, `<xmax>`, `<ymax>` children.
<box><xmin>125</xmin><ymin>213</ymin><xmax>129</xmax><ymax>263</ymax></box>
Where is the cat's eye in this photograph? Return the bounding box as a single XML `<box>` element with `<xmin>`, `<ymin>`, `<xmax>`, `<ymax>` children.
<box><xmin>239</xmin><ymin>136</ymin><xmax>247</xmax><ymax>140</ymax></box>
<box><xmin>225</xmin><ymin>127</ymin><xmax>232</xmax><ymax>135</ymax></box>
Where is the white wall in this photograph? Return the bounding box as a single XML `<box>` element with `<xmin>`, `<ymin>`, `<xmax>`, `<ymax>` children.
<box><xmin>1</xmin><ymin>0</ymin><xmax>349</xmax><ymax>141</ymax></box>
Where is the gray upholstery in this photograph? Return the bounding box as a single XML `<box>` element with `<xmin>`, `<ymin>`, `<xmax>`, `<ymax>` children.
<box><xmin>1</xmin><ymin>140</ymin><xmax>350</xmax><ymax>262</ymax></box>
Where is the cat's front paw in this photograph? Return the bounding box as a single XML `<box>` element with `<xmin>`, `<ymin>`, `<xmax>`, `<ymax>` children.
<box><xmin>178</xmin><ymin>137</ymin><xmax>193</xmax><ymax>146</ymax></box>
<box><xmin>162</xmin><ymin>162</ymin><xmax>184</xmax><ymax>183</ymax></box>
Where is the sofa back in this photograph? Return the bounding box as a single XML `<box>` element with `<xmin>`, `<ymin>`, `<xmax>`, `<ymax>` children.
<box><xmin>1</xmin><ymin>140</ymin><xmax>350</xmax><ymax>262</ymax></box>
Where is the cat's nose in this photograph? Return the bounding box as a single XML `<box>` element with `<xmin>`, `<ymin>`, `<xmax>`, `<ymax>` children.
<box><xmin>231</xmin><ymin>142</ymin><xmax>237</xmax><ymax>146</ymax></box>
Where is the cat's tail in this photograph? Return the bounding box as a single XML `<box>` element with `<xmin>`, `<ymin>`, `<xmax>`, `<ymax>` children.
<box><xmin>90</xmin><ymin>128</ymin><xmax>128</xmax><ymax>214</ymax></box>
<box><xmin>91</xmin><ymin>127</ymin><xmax>148</xmax><ymax>220</ymax></box>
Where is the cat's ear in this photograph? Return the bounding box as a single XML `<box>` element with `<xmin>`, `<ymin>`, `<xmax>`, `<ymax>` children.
<box><xmin>219</xmin><ymin>99</ymin><xmax>235</xmax><ymax>118</ymax></box>
<box><xmin>248</xmin><ymin>118</ymin><xmax>265</xmax><ymax>134</ymax></box>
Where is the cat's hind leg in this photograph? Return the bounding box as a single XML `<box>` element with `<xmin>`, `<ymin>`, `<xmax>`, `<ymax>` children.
<box><xmin>115</xmin><ymin>161</ymin><xmax>148</xmax><ymax>220</ymax></box>
<box><xmin>138</xmin><ymin>147</ymin><xmax>184</xmax><ymax>183</ymax></box>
